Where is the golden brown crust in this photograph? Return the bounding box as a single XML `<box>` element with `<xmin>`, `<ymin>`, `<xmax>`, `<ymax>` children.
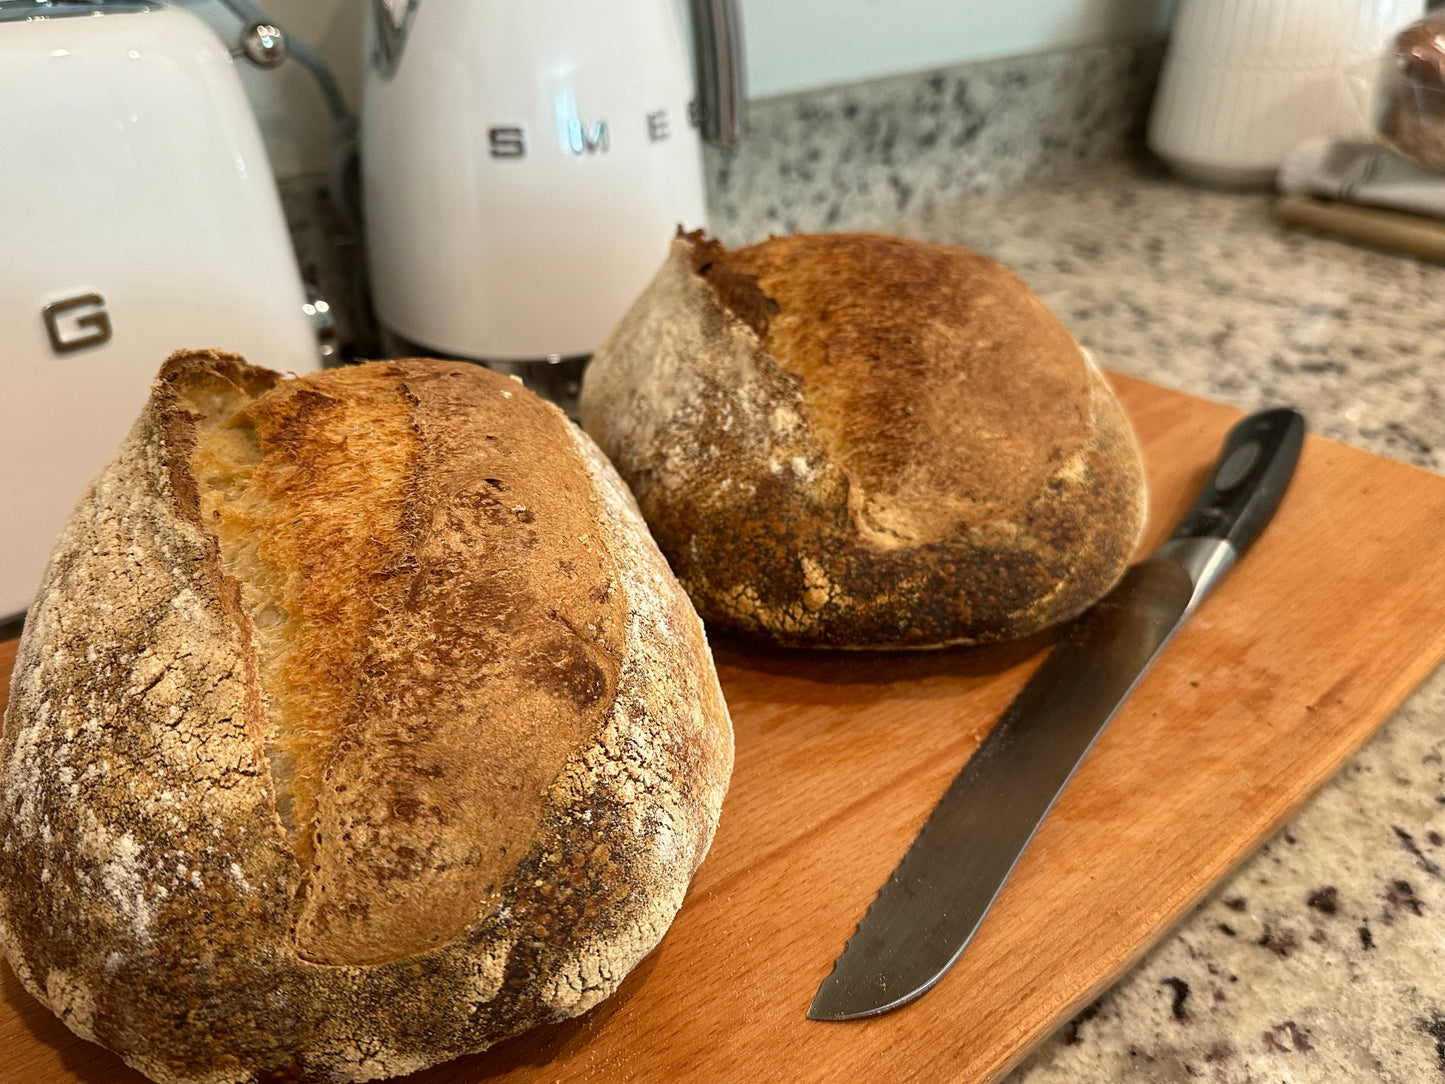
<box><xmin>578</xmin><ymin>232</ymin><xmax>1147</xmax><ymax>648</ymax></box>
<box><xmin>723</xmin><ymin>232</ymin><xmax>1093</xmax><ymax>548</ymax></box>
<box><xmin>0</xmin><ymin>351</ymin><xmax>732</xmax><ymax>1083</ymax></box>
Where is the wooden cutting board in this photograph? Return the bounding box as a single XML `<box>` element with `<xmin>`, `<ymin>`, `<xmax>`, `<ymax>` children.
<box><xmin>6</xmin><ymin>374</ymin><xmax>1445</xmax><ymax>1084</ymax></box>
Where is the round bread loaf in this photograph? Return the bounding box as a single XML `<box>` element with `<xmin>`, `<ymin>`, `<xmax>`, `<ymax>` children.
<box><xmin>1379</xmin><ymin>16</ymin><xmax>1445</xmax><ymax>172</ymax></box>
<box><xmin>0</xmin><ymin>352</ymin><xmax>732</xmax><ymax>1083</ymax></box>
<box><xmin>578</xmin><ymin>231</ymin><xmax>1148</xmax><ymax>649</ymax></box>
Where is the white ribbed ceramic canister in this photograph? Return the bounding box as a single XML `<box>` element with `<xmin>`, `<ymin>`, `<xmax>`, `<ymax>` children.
<box><xmin>1148</xmin><ymin>0</ymin><xmax>1424</xmax><ymax>187</ymax></box>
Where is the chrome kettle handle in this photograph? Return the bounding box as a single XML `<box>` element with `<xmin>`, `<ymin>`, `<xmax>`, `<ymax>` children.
<box><xmin>690</xmin><ymin>0</ymin><xmax>745</xmax><ymax>148</ymax></box>
<box><xmin>370</xmin><ymin>0</ymin><xmax>417</xmax><ymax>77</ymax></box>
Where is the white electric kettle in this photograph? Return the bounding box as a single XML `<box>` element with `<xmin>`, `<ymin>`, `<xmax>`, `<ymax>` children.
<box><xmin>360</xmin><ymin>0</ymin><xmax>743</xmax><ymax>384</ymax></box>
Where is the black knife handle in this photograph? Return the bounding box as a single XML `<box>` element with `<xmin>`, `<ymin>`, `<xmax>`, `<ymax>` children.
<box><xmin>1167</xmin><ymin>408</ymin><xmax>1306</xmax><ymax>556</ymax></box>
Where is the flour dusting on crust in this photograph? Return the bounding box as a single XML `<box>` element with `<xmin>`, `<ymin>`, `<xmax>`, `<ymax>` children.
<box><xmin>0</xmin><ymin>352</ymin><xmax>732</xmax><ymax>1084</ymax></box>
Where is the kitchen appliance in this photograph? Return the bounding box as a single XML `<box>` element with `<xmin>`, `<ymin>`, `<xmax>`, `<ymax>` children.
<box><xmin>1149</xmin><ymin>0</ymin><xmax>1423</xmax><ymax>188</ymax></box>
<box><xmin>360</xmin><ymin>0</ymin><xmax>743</xmax><ymax>392</ymax></box>
<box><xmin>0</xmin><ymin>0</ymin><xmax>323</xmax><ymax>625</ymax></box>
<box><xmin>810</xmin><ymin>408</ymin><xmax>1306</xmax><ymax>1021</ymax></box>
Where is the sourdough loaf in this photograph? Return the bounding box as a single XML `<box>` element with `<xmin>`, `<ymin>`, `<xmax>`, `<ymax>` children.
<box><xmin>0</xmin><ymin>352</ymin><xmax>733</xmax><ymax>1083</ymax></box>
<box><xmin>578</xmin><ymin>231</ymin><xmax>1147</xmax><ymax>648</ymax></box>
<box><xmin>1379</xmin><ymin>15</ymin><xmax>1445</xmax><ymax>172</ymax></box>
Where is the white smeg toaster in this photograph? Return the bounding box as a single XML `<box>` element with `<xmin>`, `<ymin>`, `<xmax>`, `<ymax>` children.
<box><xmin>0</xmin><ymin>0</ymin><xmax>322</xmax><ymax>627</ymax></box>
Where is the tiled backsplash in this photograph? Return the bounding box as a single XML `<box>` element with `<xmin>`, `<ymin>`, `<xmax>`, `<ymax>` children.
<box><xmin>286</xmin><ymin>37</ymin><xmax>1164</xmax><ymax>362</ymax></box>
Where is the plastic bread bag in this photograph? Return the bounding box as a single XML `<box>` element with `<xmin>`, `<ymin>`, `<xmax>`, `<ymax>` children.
<box><xmin>1375</xmin><ymin>12</ymin><xmax>1445</xmax><ymax>173</ymax></box>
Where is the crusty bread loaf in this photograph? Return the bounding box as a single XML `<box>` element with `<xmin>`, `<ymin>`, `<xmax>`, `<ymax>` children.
<box><xmin>578</xmin><ymin>231</ymin><xmax>1147</xmax><ymax>649</ymax></box>
<box><xmin>1379</xmin><ymin>16</ymin><xmax>1445</xmax><ymax>172</ymax></box>
<box><xmin>0</xmin><ymin>351</ymin><xmax>732</xmax><ymax>1083</ymax></box>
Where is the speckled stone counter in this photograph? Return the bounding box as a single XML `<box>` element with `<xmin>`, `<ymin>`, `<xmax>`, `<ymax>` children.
<box><xmin>704</xmin><ymin>42</ymin><xmax>1162</xmax><ymax>246</ymax></box>
<box><xmin>883</xmin><ymin>164</ymin><xmax>1445</xmax><ymax>1084</ymax></box>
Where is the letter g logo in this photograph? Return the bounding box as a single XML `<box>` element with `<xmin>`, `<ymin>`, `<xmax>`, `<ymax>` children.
<box><xmin>43</xmin><ymin>293</ymin><xmax>112</xmax><ymax>355</ymax></box>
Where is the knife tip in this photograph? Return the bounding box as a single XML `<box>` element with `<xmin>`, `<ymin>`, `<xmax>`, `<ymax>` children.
<box><xmin>808</xmin><ymin>966</ymin><xmax>868</xmax><ymax>1022</ymax></box>
<box><xmin>810</xmin><ymin>949</ymin><xmax>960</xmax><ymax>1021</ymax></box>
<box><xmin>806</xmin><ymin>991</ymin><xmax>863</xmax><ymax>1023</ymax></box>
<box><xmin>808</xmin><ymin>974</ymin><xmax>916</xmax><ymax>1022</ymax></box>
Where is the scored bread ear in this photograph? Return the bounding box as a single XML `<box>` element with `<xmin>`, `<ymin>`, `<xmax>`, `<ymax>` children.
<box><xmin>579</xmin><ymin>231</ymin><xmax>1147</xmax><ymax>649</ymax></box>
<box><xmin>0</xmin><ymin>351</ymin><xmax>732</xmax><ymax>1084</ymax></box>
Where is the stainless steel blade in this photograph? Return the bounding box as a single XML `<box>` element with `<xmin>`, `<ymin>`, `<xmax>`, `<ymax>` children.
<box><xmin>808</xmin><ymin>555</ymin><xmax>1197</xmax><ymax>1021</ymax></box>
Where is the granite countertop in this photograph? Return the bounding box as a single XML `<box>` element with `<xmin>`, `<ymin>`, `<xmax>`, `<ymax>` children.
<box><xmin>885</xmin><ymin>161</ymin><xmax>1445</xmax><ymax>1084</ymax></box>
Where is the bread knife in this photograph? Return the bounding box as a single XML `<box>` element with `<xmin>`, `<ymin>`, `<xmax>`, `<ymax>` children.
<box><xmin>809</xmin><ymin>407</ymin><xmax>1306</xmax><ymax>1021</ymax></box>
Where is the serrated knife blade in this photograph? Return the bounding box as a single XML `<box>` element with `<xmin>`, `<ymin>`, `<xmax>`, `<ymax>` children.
<box><xmin>809</xmin><ymin>407</ymin><xmax>1306</xmax><ymax>1022</ymax></box>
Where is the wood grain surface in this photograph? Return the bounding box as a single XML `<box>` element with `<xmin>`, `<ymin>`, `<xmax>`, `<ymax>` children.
<box><xmin>5</xmin><ymin>374</ymin><xmax>1445</xmax><ymax>1084</ymax></box>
